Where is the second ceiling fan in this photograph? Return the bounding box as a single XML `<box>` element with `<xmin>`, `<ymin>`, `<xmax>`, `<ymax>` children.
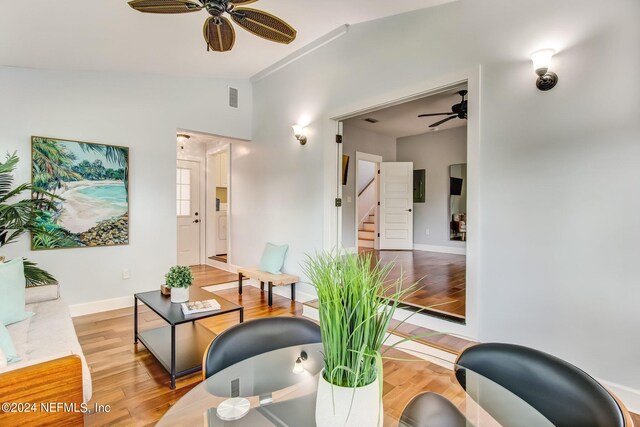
<box><xmin>418</xmin><ymin>90</ymin><xmax>468</xmax><ymax>128</ymax></box>
<box><xmin>128</xmin><ymin>0</ymin><xmax>297</xmax><ymax>52</ymax></box>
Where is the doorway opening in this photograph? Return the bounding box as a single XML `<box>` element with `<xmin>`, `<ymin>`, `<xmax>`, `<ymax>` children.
<box><xmin>175</xmin><ymin>129</ymin><xmax>234</xmax><ymax>269</ymax></box>
<box><xmin>338</xmin><ymin>84</ymin><xmax>469</xmax><ymax>323</ymax></box>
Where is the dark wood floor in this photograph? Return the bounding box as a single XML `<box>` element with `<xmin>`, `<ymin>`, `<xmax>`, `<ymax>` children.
<box><xmin>362</xmin><ymin>249</ymin><xmax>466</xmax><ymax>318</ymax></box>
<box><xmin>72</xmin><ymin>265</ymin><xmax>464</xmax><ymax>426</ymax></box>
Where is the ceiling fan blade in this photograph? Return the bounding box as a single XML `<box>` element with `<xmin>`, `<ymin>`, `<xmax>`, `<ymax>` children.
<box><xmin>418</xmin><ymin>112</ymin><xmax>456</xmax><ymax>117</ymax></box>
<box><xmin>429</xmin><ymin>116</ymin><xmax>458</xmax><ymax>128</ymax></box>
<box><xmin>229</xmin><ymin>0</ymin><xmax>259</xmax><ymax>4</ymax></box>
<box><xmin>128</xmin><ymin>0</ymin><xmax>202</xmax><ymax>14</ymax></box>
<box><xmin>203</xmin><ymin>17</ymin><xmax>236</xmax><ymax>52</ymax></box>
<box><xmin>230</xmin><ymin>8</ymin><xmax>296</xmax><ymax>44</ymax></box>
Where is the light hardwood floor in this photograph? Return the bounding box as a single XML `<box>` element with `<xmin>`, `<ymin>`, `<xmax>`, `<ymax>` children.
<box><xmin>74</xmin><ymin>265</ymin><xmax>637</xmax><ymax>426</ymax></box>
<box><xmin>73</xmin><ymin>265</ymin><xmax>466</xmax><ymax>426</ymax></box>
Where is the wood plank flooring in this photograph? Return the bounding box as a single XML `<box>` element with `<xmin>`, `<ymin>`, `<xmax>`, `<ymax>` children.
<box><xmin>73</xmin><ymin>265</ymin><xmax>467</xmax><ymax>426</ymax></box>
<box><xmin>73</xmin><ymin>266</ymin><xmax>637</xmax><ymax>426</ymax></box>
<box><xmin>362</xmin><ymin>249</ymin><xmax>466</xmax><ymax>318</ymax></box>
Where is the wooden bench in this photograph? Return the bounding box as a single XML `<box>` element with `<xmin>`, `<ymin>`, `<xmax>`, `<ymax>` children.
<box><xmin>237</xmin><ymin>267</ymin><xmax>299</xmax><ymax>306</ymax></box>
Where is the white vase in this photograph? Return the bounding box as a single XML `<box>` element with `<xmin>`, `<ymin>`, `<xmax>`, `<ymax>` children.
<box><xmin>170</xmin><ymin>286</ymin><xmax>190</xmax><ymax>303</ymax></box>
<box><xmin>315</xmin><ymin>370</ymin><xmax>383</xmax><ymax>427</ymax></box>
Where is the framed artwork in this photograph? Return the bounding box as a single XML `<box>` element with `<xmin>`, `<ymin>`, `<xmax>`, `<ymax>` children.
<box><xmin>413</xmin><ymin>169</ymin><xmax>426</xmax><ymax>203</ymax></box>
<box><xmin>31</xmin><ymin>136</ymin><xmax>129</xmax><ymax>250</ymax></box>
<box><xmin>342</xmin><ymin>155</ymin><xmax>349</xmax><ymax>186</ymax></box>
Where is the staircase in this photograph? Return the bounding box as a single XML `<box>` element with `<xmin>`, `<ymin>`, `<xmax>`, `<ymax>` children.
<box><xmin>358</xmin><ymin>212</ymin><xmax>376</xmax><ymax>249</ymax></box>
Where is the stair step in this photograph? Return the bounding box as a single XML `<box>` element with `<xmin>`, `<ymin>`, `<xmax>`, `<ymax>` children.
<box><xmin>358</xmin><ymin>239</ymin><xmax>374</xmax><ymax>248</ymax></box>
<box><xmin>362</xmin><ymin>222</ymin><xmax>375</xmax><ymax>232</ymax></box>
<box><xmin>358</xmin><ymin>230</ymin><xmax>375</xmax><ymax>240</ymax></box>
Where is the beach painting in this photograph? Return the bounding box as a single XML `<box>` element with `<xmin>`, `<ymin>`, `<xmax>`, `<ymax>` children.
<box><xmin>31</xmin><ymin>136</ymin><xmax>129</xmax><ymax>250</ymax></box>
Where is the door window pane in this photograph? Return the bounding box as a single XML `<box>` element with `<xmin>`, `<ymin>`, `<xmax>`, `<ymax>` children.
<box><xmin>176</xmin><ymin>167</ymin><xmax>191</xmax><ymax>216</ymax></box>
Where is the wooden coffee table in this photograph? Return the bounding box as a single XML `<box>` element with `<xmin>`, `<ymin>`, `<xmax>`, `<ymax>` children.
<box><xmin>134</xmin><ymin>286</ymin><xmax>243</xmax><ymax>389</ymax></box>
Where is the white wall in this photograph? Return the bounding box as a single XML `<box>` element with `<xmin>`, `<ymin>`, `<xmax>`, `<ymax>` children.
<box><xmin>397</xmin><ymin>126</ymin><xmax>467</xmax><ymax>248</ymax></box>
<box><xmin>341</xmin><ymin>123</ymin><xmax>396</xmax><ymax>248</ymax></box>
<box><xmin>356</xmin><ymin>160</ymin><xmax>376</xmax><ymax>194</ymax></box>
<box><xmin>0</xmin><ymin>66</ymin><xmax>251</xmax><ymax>306</ymax></box>
<box><xmin>245</xmin><ymin>0</ymin><xmax>640</xmax><ymax>396</ymax></box>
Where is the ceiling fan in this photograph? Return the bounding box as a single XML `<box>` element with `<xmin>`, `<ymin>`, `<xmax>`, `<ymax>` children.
<box><xmin>128</xmin><ymin>0</ymin><xmax>297</xmax><ymax>52</ymax></box>
<box><xmin>418</xmin><ymin>90</ymin><xmax>468</xmax><ymax>128</ymax></box>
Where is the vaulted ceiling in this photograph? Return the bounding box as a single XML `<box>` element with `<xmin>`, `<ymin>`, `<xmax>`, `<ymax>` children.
<box><xmin>0</xmin><ymin>0</ymin><xmax>454</xmax><ymax>78</ymax></box>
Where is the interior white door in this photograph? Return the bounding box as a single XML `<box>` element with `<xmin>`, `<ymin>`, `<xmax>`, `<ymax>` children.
<box><xmin>379</xmin><ymin>162</ymin><xmax>414</xmax><ymax>250</ymax></box>
<box><xmin>176</xmin><ymin>160</ymin><xmax>201</xmax><ymax>266</ymax></box>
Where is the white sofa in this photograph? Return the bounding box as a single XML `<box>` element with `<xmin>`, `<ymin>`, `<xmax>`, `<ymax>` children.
<box><xmin>1</xmin><ymin>284</ymin><xmax>92</xmax><ymax>403</ymax></box>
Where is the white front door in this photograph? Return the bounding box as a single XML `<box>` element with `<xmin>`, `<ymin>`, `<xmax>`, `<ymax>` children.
<box><xmin>176</xmin><ymin>160</ymin><xmax>201</xmax><ymax>266</ymax></box>
<box><xmin>379</xmin><ymin>162</ymin><xmax>414</xmax><ymax>250</ymax></box>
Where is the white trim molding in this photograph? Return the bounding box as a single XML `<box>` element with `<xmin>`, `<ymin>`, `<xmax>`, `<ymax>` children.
<box><xmin>251</xmin><ymin>25</ymin><xmax>350</xmax><ymax>83</ymax></box>
<box><xmin>69</xmin><ymin>295</ymin><xmax>133</xmax><ymax>317</ymax></box>
<box><xmin>413</xmin><ymin>243</ymin><xmax>466</xmax><ymax>255</ymax></box>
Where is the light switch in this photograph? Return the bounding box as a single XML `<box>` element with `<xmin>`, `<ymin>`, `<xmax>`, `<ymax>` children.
<box><xmin>347</xmin><ymin>196</ymin><xmax>352</xmax><ymax>203</ymax></box>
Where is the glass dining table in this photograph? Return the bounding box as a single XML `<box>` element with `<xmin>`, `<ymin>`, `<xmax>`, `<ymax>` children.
<box><xmin>157</xmin><ymin>343</ymin><xmax>553</xmax><ymax>426</ymax></box>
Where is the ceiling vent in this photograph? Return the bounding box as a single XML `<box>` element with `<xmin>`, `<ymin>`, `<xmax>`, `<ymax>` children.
<box><xmin>228</xmin><ymin>87</ymin><xmax>239</xmax><ymax>109</ymax></box>
<box><xmin>363</xmin><ymin>117</ymin><xmax>379</xmax><ymax>123</ymax></box>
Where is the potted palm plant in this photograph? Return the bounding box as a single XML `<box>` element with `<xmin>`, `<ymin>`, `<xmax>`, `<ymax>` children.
<box><xmin>0</xmin><ymin>152</ymin><xmax>58</xmax><ymax>285</ymax></box>
<box><xmin>303</xmin><ymin>251</ymin><xmax>416</xmax><ymax>427</ymax></box>
<box><xmin>165</xmin><ymin>265</ymin><xmax>193</xmax><ymax>303</ymax></box>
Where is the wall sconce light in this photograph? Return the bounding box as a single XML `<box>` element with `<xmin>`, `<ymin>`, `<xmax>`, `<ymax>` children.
<box><xmin>292</xmin><ymin>351</ymin><xmax>308</xmax><ymax>374</ymax></box>
<box><xmin>177</xmin><ymin>133</ymin><xmax>191</xmax><ymax>149</ymax></box>
<box><xmin>531</xmin><ymin>49</ymin><xmax>558</xmax><ymax>91</ymax></box>
<box><xmin>292</xmin><ymin>124</ymin><xmax>308</xmax><ymax>145</ymax></box>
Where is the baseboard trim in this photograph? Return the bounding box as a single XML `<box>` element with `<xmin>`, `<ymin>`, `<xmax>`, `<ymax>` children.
<box><xmin>599</xmin><ymin>379</ymin><xmax>640</xmax><ymax>414</ymax></box>
<box><xmin>69</xmin><ymin>296</ymin><xmax>133</xmax><ymax>317</ymax></box>
<box><xmin>413</xmin><ymin>243</ymin><xmax>466</xmax><ymax>255</ymax></box>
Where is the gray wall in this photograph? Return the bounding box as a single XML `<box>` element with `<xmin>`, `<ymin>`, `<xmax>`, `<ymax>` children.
<box><xmin>341</xmin><ymin>122</ymin><xmax>396</xmax><ymax>248</ymax></box>
<box><xmin>397</xmin><ymin>126</ymin><xmax>467</xmax><ymax>249</ymax></box>
<box><xmin>249</xmin><ymin>0</ymin><xmax>640</xmax><ymax>394</ymax></box>
<box><xmin>0</xmin><ymin>66</ymin><xmax>252</xmax><ymax>306</ymax></box>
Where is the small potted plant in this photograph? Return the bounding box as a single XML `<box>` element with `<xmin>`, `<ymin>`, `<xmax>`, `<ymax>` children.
<box><xmin>165</xmin><ymin>265</ymin><xmax>193</xmax><ymax>303</ymax></box>
<box><xmin>303</xmin><ymin>251</ymin><xmax>419</xmax><ymax>427</ymax></box>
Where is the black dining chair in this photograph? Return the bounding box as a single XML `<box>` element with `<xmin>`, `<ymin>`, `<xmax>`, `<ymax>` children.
<box><xmin>400</xmin><ymin>392</ymin><xmax>469</xmax><ymax>427</ymax></box>
<box><xmin>202</xmin><ymin>316</ymin><xmax>322</xmax><ymax>379</ymax></box>
<box><xmin>455</xmin><ymin>343</ymin><xmax>632</xmax><ymax>427</ymax></box>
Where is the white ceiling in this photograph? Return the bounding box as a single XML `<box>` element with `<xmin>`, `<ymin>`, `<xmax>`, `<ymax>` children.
<box><xmin>0</xmin><ymin>0</ymin><xmax>454</xmax><ymax>78</ymax></box>
<box><xmin>345</xmin><ymin>87</ymin><xmax>468</xmax><ymax>138</ymax></box>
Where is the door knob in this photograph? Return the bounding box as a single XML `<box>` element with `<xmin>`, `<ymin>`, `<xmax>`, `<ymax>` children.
<box><xmin>193</xmin><ymin>219</ymin><xmax>200</xmax><ymax>223</ymax></box>
<box><xmin>407</xmin><ymin>209</ymin><xmax>412</xmax><ymax>212</ymax></box>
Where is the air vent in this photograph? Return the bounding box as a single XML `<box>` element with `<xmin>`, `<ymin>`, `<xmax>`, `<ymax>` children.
<box><xmin>363</xmin><ymin>117</ymin><xmax>379</xmax><ymax>123</ymax></box>
<box><xmin>228</xmin><ymin>87</ymin><xmax>239</xmax><ymax>109</ymax></box>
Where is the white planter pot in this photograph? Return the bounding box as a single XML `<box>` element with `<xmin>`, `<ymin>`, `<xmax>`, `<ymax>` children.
<box><xmin>316</xmin><ymin>370</ymin><xmax>383</xmax><ymax>427</ymax></box>
<box><xmin>170</xmin><ymin>286</ymin><xmax>190</xmax><ymax>303</ymax></box>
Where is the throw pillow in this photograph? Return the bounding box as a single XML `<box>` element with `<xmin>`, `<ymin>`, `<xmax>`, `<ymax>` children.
<box><xmin>258</xmin><ymin>243</ymin><xmax>289</xmax><ymax>275</ymax></box>
<box><xmin>0</xmin><ymin>323</ymin><xmax>20</xmax><ymax>364</ymax></box>
<box><xmin>0</xmin><ymin>258</ymin><xmax>33</xmax><ymax>326</ymax></box>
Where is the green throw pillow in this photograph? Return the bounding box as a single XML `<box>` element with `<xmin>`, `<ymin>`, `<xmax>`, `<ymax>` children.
<box><xmin>258</xmin><ymin>243</ymin><xmax>289</xmax><ymax>275</ymax></box>
<box><xmin>0</xmin><ymin>258</ymin><xmax>33</xmax><ymax>326</ymax></box>
<box><xmin>0</xmin><ymin>323</ymin><xmax>20</xmax><ymax>364</ymax></box>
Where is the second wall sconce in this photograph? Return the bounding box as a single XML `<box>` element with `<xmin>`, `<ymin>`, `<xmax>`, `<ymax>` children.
<box><xmin>531</xmin><ymin>49</ymin><xmax>558</xmax><ymax>91</ymax></box>
<box><xmin>292</xmin><ymin>124</ymin><xmax>308</xmax><ymax>145</ymax></box>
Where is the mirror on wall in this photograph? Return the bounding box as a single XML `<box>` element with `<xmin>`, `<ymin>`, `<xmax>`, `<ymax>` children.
<box><xmin>449</xmin><ymin>163</ymin><xmax>467</xmax><ymax>241</ymax></box>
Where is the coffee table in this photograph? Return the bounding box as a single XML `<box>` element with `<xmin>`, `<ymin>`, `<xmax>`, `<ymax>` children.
<box><xmin>134</xmin><ymin>286</ymin><xmax>243</xmax><ymax>389</ymax></box>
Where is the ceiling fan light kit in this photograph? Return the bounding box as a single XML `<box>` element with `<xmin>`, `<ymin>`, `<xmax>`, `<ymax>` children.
<box><xmin>417</xmin><ymin>90</ymin><xmax>468</xmax><ymax>128</ymax></box>
<box><xmin>128</xmin><ymin>0</ymin><xmax>297</xmax><ymax>52</ymax></box>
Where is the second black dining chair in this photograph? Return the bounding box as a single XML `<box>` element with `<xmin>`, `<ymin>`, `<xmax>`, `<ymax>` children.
<box><xmin>202</xmin><ymin>316</ymin><xmax>321</xmax><ymax>379</ymax></box>
<box><xmin>400</xmin><ymin>392</ymin><xmax>469</xmax><ymax>427</ymax></box>
<box><xmin>455</xmin><ymin>343</ymin><xmax>631</xmax><ymax>427</ymax></box>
